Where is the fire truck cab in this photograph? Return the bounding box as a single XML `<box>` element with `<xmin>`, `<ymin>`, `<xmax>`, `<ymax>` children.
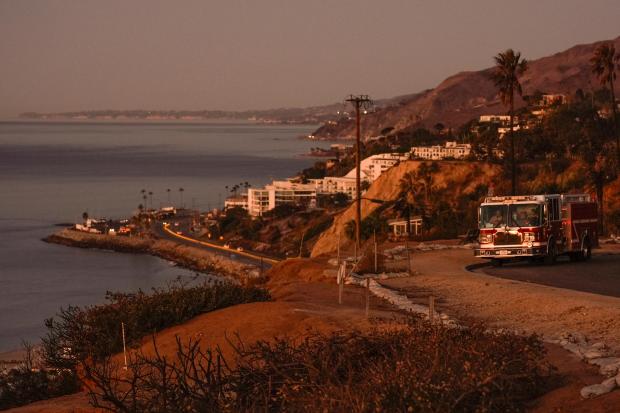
<box><xmin>474</xmin><ymin>194</ymin><xmax>598</xmax><ymax>264</ymax></box>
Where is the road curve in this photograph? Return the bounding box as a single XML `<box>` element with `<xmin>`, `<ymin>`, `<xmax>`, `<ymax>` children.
<box><xmin>471</xmin><ymin>250</ymin><xmax>620</xmax><ymax>298</ymax></box>
<box><xmin>153</xmin><ymin>223</ymin><xmax>280</xmax><ymax>267</ymax></box>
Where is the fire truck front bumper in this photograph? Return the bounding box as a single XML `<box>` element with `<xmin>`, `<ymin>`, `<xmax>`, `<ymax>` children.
<box><xmin>474</xmin><ymin>246</ymin><xmax>546</xmax><ymax>258</ymax></box>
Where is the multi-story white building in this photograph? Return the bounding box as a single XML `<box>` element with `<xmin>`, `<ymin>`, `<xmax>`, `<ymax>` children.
<box><xmin>247</xmin><ymin>180</ymin><xmax>317</xmax><ymax>216</ymax></box>
<box><xmin>247</xmin><ymin>188</ymin><xmax>270</xmax><ymax>216</ymax></box>
<box><xmin>346</xmin><ymin>153</ymin><xmax>410</xmax><ymax>182</ymax></box>
<box><xmin>224</xmin><ymin>196</ymin><xmax>248</xmax><ymax>210</ymax></box>
<box><xmin>410</xmin><ymin>141</ymin><xmax>471</xmax><ymax>160</ymax></box>
<box><xmin>310</xmin><ymin>176</ymin><xmax>357</xmax><ymax>198</ymax></box>
<box><xmin>244</xmin><ymin>153</ymin><xmax>408</xmax><ymax>216</ymax></box>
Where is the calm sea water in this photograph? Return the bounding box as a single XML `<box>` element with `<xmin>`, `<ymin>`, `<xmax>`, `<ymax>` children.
<box><xmin>0</xmin><ymin>121</ymin><xmax>318</xmax><ymax>352</ymax></box>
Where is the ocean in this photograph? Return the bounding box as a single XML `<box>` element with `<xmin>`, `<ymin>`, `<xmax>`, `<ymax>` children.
<box><xmin>0</xmin><ymin>121</ymin><xmax>319</xmax><ymax>352</ymax></box>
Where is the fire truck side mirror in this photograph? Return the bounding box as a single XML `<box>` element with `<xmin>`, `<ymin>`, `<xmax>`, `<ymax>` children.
<box><xmin>543</xmin><ymin>204</ymin><xmax>549</xmax><ymax>226</ymax></box>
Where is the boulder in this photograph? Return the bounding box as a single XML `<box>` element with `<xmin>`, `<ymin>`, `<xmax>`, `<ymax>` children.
<box><xmin>589</xmin><ymin>357</ymin><xmax>620</xmax><ymax>376</ymax></box>
<box><xmin>580</xmin><ymin>378</ymin><xmax>617</xmax><ymax>398</ymax></box>
<box><xmin>562</xmin><ymin>342</ymin><xmax>584</xmax><ymax>358</ymax></box>
<box><xmin>583</xmin><ymin>349</ymin><xmax>607</xmax><ymax>360</ymax></box>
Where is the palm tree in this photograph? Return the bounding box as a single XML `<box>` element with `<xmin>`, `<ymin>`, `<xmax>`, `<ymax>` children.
<box><xmin>395</xmin><ymin>171</ymin><xmax>423</xmax><ymax>236</ymax></box>
<box><xmin>82</xmin><ymin>211</ymin><xmax>89</xmax><ymax>225</ymax></box>
<box><xmin>590</xmin><ymin>42</ymin><xmax>619</xmax><ymax>165</ymax></box>
<box><xmin>179</xmin><ymin>187</ymin><xmax>185</xmax><ymax>208</ymax></box>
<box><xmin>416</xmin><ymin>162</ymin><xmax>439</xmax><ymax>206</ymax></box>
<box><xmin>166</xmin><ymin>188</ymin><xmax>171</xmax><ymax>204</ymax></box>
<box><xmin>490</xmin><ymin>49</ymin><xmax>528</xmax><ymax>195</ymax></box>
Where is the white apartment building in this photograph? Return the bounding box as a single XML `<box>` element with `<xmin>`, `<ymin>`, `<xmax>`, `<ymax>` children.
<box><xmin>224</xmin><ymin>196</ymin><xmax>248</xmax><ymax>210</ymax></box>
<box><xmin>244</xmin><ymin>153</ymin><xmax>408</xmax><ymax>216</ymax></box>
<box><xmin>311</xmin><ymin>176</ymin><xmax>357</xmax><ymax>198</ymax></box>
<box><xmin>345</xmin><ymin>153</ymin><xmax>410</xmax><ymax>182</ymax></box>
<box><xmin>410</xmin><ymin>141</ymin><xmax>471</xmax><ymax>160</ymax></box>
<box><xmin>247</xmin><ymin>180</ymin><xmax>317</xmax><ymax>216</ymax></box>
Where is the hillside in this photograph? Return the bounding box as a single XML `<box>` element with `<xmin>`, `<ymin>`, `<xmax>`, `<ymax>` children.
<box><xmin>311</xmin><ymin>161</ymin><xmax>501</xmax><ymax>257</ymax></box>
<box><xmin>311</xmin><ymin>159</ymin><xmax>620</xmax><ymax>258</ymax></box>
<box><xmin>312</xmin><ymin>35</ymin><xmax>620</xmax><ymax>139</ymax></box>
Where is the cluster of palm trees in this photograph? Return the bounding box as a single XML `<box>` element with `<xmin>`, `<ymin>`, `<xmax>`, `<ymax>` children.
<box><xmin>225</xmin><ymin>182</ymin><xmax>251</xmax><ymax>198</ymax></box>
<box><xmin>490</xmin><ymin>42</ymin><xmax>618</xmax><ymax>195</ymax></box>
<box><xmin>138</xmin><ymin>187</ymin><xmax>186</xmax><ymax>212</ymax></box>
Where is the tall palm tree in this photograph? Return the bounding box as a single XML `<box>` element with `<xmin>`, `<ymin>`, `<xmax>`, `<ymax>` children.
<box><xmin>179</xmin><ymin>187</ymin><xmax>185</xmax><ymax>208</ymax></box>
<box><xmin>166</xmin><ymin>188</ymin><xmax>171</xmax><ymax>204</ymax></box>
<box><xmin>490</xmin><ymin>49</ymin><xmax>528</xmax><ymax>195</ymax></box>
<box><xmin>395</xmin><ymin>171</ymin><xmax>424</xmax><ymax>236</ymax></box>
<box><xmin>417</xmin><ymin>162</ymin><xmax>439</xmax><ymax>206</ymax></box>
<box><xmin>590</xmin><ymin>42</ymin><xmax>619</xmax><ymax>165</ymax></box>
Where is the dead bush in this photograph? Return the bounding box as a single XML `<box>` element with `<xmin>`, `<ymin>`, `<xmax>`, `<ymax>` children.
<box><xmin>84</xmin><ymin>316</ymin><xmax>554</xmax><ymax>413</ymax></box>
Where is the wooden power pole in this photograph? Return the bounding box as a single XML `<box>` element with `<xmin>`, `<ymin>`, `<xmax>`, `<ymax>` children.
<box><xmin>346</xmin><ymin>94</ymin><xmax>372</xmax><ymax>258</ymax></box>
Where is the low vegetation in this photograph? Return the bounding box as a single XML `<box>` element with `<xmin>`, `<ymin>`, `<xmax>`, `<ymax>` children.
<box><xmin>0</xmin><ymin>342</ymin><xmax>79</xmax><ymax>410</ymax></box>
<box><xmin>0</xmin><ymin>280</ymin><xmax>270</xmax><ymax>410</ymax></box>
<box><xmin>42</xmin><ymin>279</ymin><xmax>271</xmax><ymax>369</ymax></box>
<box><xmin>83</xmin><ymin>316</ymin><xmax>554</xmax><ymax>413</ymax></box>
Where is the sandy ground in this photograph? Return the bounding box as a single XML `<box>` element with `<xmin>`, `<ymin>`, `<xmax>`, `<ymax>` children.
<box><xmin>8</xmin><ymin>252</ymin><xmax>620</xmax><ymax>412</ymax></box>
<box><xmin>380</xmin><ymin>246</ymin><xmax>620</xmax><ymax>352</ymax></box>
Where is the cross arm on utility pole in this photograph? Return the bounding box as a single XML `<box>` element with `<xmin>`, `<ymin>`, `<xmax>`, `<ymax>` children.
<box><xmin>345</xmin><ymin>95</ymin><xmax>373</xmax><ymax>259</ymax></box>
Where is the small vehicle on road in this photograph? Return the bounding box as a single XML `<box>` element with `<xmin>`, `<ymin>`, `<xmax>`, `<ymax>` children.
<box><xmin>474</xmin><ymin>194</ymin><xmax>598</xmax><ymax>265</ymax></box>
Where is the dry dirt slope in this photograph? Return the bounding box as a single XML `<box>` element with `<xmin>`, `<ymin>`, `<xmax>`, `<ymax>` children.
<box><xmin>311</xmin><ymin>160</ymin><xmax>500</xmax><ymax>257</ymax></box>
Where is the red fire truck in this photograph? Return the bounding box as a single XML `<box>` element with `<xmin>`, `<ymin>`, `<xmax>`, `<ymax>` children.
<box><xmin>474</xmin><ymin>194</ymin><xmax>598</xmax><ymax>264</ymax></box>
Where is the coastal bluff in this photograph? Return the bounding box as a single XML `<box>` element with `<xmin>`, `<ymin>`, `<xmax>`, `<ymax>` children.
<box><xmin>44</xmin><ymin>229</ymin><xmax>258</xmax><ymax>280</ymax></box>
<box><xmin>311</xmin><ymin>161</ymin><xmax>500</xmax><ymax>257</ymax></box>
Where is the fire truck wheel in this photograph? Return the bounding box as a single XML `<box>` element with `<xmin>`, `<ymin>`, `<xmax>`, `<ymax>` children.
<box><xmin>579</xmin><ymin>237</ymin><xmax>592</xmax><ymax>261</ymax></box>
<box><xmin>544</xmin><ymin>241</ymin><xmax>557</xmax><ymax>265</ymax></box>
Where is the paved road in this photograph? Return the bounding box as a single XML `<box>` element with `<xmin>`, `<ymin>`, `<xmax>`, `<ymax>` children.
<box><xmin>475</xmin><ymin>251</ymin><xmax>620</xmax><ymax>297</ymax></box>
<box><xmin>151</xmin><ymin>221</ymin><xmax>279</xmax><ymax>268</ymax></box>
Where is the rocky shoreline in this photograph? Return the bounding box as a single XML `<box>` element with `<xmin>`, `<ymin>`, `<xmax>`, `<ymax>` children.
<box><xmin>44</xmin><ymin>229</ymin><xmax>259</xmax><ymax>281</ymax></box>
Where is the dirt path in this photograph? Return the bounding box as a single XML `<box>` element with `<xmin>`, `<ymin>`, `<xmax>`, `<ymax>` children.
<box><xmin>381</xmin><ymin>247</ymin><xmax>620</xmax><ymax>351</ymax></box>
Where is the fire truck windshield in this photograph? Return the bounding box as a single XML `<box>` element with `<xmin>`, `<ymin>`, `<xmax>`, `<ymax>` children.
<box><xmin>479</xmin><ymin>205</ymin><xmax>508</xmax><ymax>228</ymax></box>
<box><xmin>508</xmin><ymin>203</ymin><xmax>542</xmax><ymax>227</ymax></box>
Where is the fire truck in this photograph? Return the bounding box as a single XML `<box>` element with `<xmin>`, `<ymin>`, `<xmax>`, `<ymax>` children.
<box><xmin>474</xmin><ymin>194</ymin><xmax>598</xmax><ymax>264</ymax></box>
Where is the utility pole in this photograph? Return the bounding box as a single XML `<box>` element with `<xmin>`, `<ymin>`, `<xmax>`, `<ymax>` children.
<box><xmin>346</xmin><ymin>94</ymin><xmax>372</xmax><ymax>259</ymax></box>
<box><xmin>121</xmin><ymin>321</ymin><xmax>128</xmax><ymax>370</ymax></box>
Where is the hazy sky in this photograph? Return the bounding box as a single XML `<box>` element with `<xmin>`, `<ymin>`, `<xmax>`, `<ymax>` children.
<box><xmin>1</xmin><ymin>0</ymin><xmax>619</xmax><ymax>117</ymax></box>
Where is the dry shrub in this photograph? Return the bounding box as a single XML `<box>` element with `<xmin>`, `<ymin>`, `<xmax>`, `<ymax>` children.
<box><xmin>84</xmin><ymin>316</ymin><xmax>554</xmax><ymax>413</ymax></box>
<box><xmin>42</xmin><ymin>280</ymin><xmax>271</xmax><ymax>370</ymax></box>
